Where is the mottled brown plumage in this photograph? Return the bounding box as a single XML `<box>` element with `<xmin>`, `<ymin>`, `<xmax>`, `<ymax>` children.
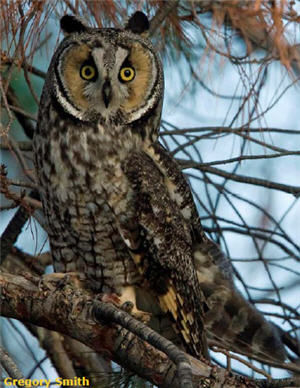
<box><xmin>148</xmin><ymin>144</ymin><xmax>286</xmax><ymax>363</ymax></box>
<box><xmin>33</xmin><ymin>12</ymin><xmax>286</xmax><ymax>364</ymax></box>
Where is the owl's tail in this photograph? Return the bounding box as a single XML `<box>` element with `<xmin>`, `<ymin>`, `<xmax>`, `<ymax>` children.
<box><xmin>193</xmin><ymin>242</ymin><xmax>286</xmax><ymax>363</ymax></box>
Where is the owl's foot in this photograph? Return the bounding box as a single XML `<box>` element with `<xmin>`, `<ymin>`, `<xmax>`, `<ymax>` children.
<box><xmin>121</xmin><ymin>300</ymin><xmax>151</xmax><ymax>323</ymax></box>
<box><xmin>99</xmin><ymin>291</ymin><xmax>151</xmax><ymax>323</ymax></box>
<box><xmin>119</xmin><ymin>286</ymin><xmax>151</xmax><ymax>323</ymax></box>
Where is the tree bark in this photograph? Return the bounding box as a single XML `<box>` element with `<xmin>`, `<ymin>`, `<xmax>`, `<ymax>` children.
<box><xmin>0</xmin><ymin>271</ymin><xmax>262</xmax><ymax>388</ymax></box>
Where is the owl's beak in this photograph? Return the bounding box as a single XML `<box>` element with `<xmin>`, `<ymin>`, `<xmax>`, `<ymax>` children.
<box><xmin>102</xmin><ymin>80</ymin><xmax>112</xmax><ymax>108</ymax></box>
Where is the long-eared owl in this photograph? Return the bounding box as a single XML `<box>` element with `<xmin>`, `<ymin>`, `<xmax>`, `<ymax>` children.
<box><xmin>33</xmin><ymin>12</ymin><xmax>286</xmax><ymax>363</ymax></box>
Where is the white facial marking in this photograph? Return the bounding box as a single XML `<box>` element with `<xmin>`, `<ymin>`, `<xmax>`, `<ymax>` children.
<box><xmin>55</xmin><ymin>82</ymin><xmax>83</xmax><ymax>120</ymax></box>
<box><xmin>92</xmin><ymin>47</ymin><xmax>105</xmax><ymax>71</ymax></box>
<box><xmin>115</xmin><ymin>47</ymin><xmax>129</xmax><ymax>69</ymax></box>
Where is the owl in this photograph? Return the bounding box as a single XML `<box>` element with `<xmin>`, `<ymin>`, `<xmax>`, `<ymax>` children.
<box><xmin>33</xmin><ymin>12</ymin><xmax>286</xmax><ymax>364</ymax></box>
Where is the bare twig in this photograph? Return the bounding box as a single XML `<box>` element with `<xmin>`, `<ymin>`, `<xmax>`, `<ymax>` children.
<box><xmin>0</xmin><ymin>139</ymin><xmax>32</xmax><ymax>152</ymax></box>
<box><xmin>184</xmin><ymin>151</ymin><xmax>300</xmax><ymax>167</ymax></box>
<box><xmin>18</xmin><ymin>5</ymin><xmax>39</xmax><ymax>105</ymax></box>
<box><xmin>0</xmin><ymin>346</ymin><xmax>24</xmax><ymax>380</ymax></box>
<box><xmin>1</xmin><ymin>53</ymin><xmax>46</xmax><ymax>78</ymax></box>
<box><xmin>149</xmin><ymin>1</ymin><xmax>179</xmax><ymax>36</ymax></box>
<box><xmin>5</xmin><ymin>85</ymin><xmax>36</xmax><ymax>138</ymax></box>
<box><xmin>180</xmin><ymin>160</ymin><xmax>300</xmax><ymax>197</ymax></box>
<box><xmin>211</xmin><ymin>346</ymin><xmax>272</xmax><ymax>379</ymax></box>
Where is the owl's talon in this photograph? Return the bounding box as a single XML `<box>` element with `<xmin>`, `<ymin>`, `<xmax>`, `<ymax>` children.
<box><xmin>133</xmin><ymin>309</ymin><xmax>151</xmax><ymax>323</ymax></box>
<box><xmin>120</xmin><ymin>301</ymin><xmax>151</xmax><ymax>323</ymax></box>
<box><xmin>100</xmin><ymin>294</ymin><xmax>151</xmax><ymax>323</ymax></box>
<box><xmin>121</xmin><ymin>301</ymin><xmax>134</xmax><ymax>313</ymax></box>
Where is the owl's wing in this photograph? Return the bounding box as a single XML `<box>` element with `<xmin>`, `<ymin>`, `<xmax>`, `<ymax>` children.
<box><xmin>120</xmin><ymin>150</ymin><xmax>209</xmax><ymax>360</ymax></box>
<box><xmin>146</xmin><ymin>142</ymin><xmax>286</xmax><ymax>363</ymax></box>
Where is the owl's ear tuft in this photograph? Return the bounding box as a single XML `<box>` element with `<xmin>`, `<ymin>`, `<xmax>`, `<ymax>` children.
<box><xmin>125</xmin><ymin>11</ymin><xmax>149</xmax><ymax>34</ymax></box>
<box><xmin>60</xmin><ymin>15</ymin><xmax>88</xmax><ymax>35</ymax></box>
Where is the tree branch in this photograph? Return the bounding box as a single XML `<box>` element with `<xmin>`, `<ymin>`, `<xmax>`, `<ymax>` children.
<box><xmin>0</xmin><ymin>190</ymin><xmax>40</xmax><ymax>261</ymax></box>
<box><xmin>6</xmin><ymin>85</ymin><xmax>35</xmax><ymax>139</ymax></box>
<box><xmin>149</xmin><ymin>1</ymin><xmax>179</xmax><ymax>36</ymax></box>
<box><xmin>179</xmin><ymin>160</ymin><xmax>300</xmax><ymax>197</ymax></box>
<box><xmin>0</xmin><ymin>346</ymin><xmax>24</xmax><ymax>380</ymax></box>
<box><xmin>0</xmin><ymin>271</ymin><xmax>268</xmax><ymax>388</ymax></box>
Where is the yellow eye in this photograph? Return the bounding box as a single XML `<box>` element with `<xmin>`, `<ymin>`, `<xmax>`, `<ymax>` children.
<box><xmin>119</xmin><ymin>66</ymin><xmax>135</xmax><ymax>82</ymax></box>
<box><xmin>80</xmin><ymin>65</ymin><xmax>97</xmax><ymax>80</ymax></box>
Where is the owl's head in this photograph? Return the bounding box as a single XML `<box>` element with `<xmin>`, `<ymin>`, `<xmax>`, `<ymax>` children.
<box><xmin>48</xmin><ymin>12</ymin><xmax>163</xmax><ymax>129</ymax></box>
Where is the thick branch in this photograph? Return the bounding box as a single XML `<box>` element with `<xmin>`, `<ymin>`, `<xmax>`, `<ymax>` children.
<box><xmin>0</xmin><ymin>271</ymin><xmax>262</xmax><ymax>388</ymax></box>
<box><xmin>1</xmin><ymin>251</ymin><xmax>111</xmax><ymax>387</ymax></box>
<box><xmin>0</xmin><ymin>190</ymin><xmax>40</xmax><ymax>261</ymax></box>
